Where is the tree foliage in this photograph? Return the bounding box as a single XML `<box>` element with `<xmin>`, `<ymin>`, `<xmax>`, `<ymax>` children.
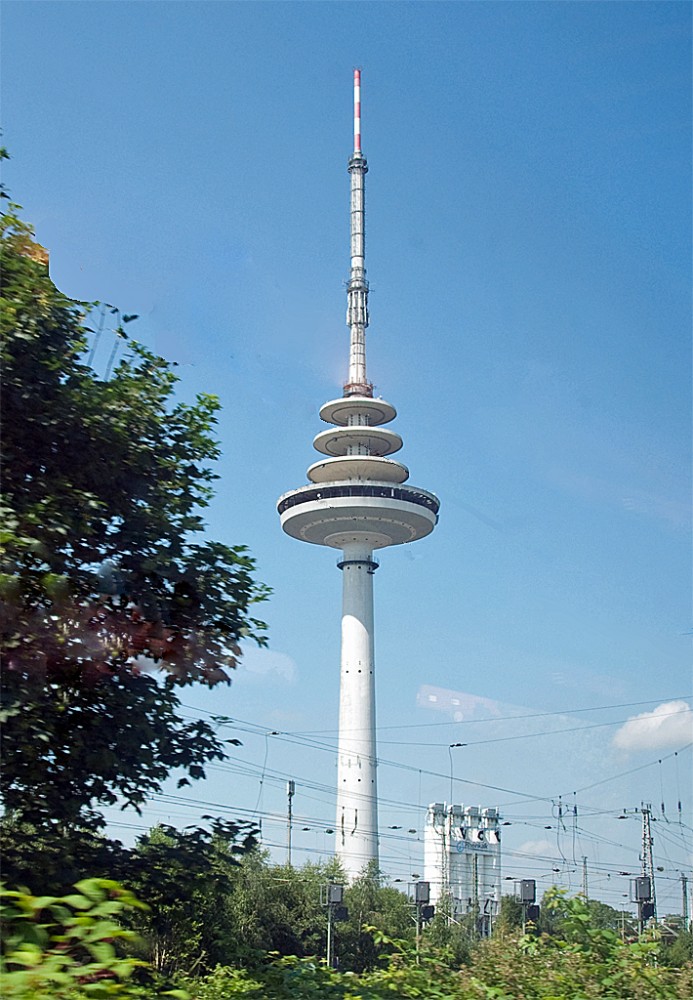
<box><xmin>0</xmin><ymin>197</ymin><xmax>269</xmax><ymax>841</ymax></box>
<box><xmin>0</xmin><ymin>878</ymin><xmax>149</xmax><ymax>999</ymax></box>
<box><xmin>0</xmin><ymin>819</ymin><xmax>130</xmax><ymax>897</ymax></box>
<box><xmin>2</xmin><ymin>866</ymin><xmax>691</xmax><ymax>998</ymax></box>
<box><xmin>338</xmin><ymin>860</ymin><xmax>415</xmax><ymax>972</ymax></box>
<box><xmin>179</xmin><ymin>890</ymin><xmax>693</xmax><ymax>997</ymax></box>
<box><xmin>224</xmin><ymin>852</ymin><xmax>330</xmax><ymax>965</ymax></box>
<box><xmin>213</xmin><ymin>853</ymin><xmax>417</xmax><ymax>974</ymax></box>
<box><xmin>464</xmin><ymin>889</ymin><xmax>692</xmax><ymax>999</ymax></box>
<box><xmin>122</xmin><ymin>820</ymin><xmax>257</xmax><ymax>978</ymax></box>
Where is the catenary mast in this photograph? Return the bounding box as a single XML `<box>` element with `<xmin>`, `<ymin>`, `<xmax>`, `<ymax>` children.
<box><xmin>278</xmin><ymin>70</ymin><xmax>439</xmax><ymax>880</ymax></box>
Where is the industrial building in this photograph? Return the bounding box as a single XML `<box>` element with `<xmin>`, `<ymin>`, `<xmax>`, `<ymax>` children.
<box><xmin>424</xmin><ymin>803</ymin><xmax>502</xmax><ymax>935</ymax></box>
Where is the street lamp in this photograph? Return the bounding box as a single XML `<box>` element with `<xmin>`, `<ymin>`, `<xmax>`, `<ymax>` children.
<box><xmin>448</xmin><ymin>742</ymin><xmax>467</xmax><ymax>806</ymax></box>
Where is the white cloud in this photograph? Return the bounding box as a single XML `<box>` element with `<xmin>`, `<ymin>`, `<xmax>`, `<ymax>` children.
<box><xmin>238</xmin><ymin>647</ymin><xmax>297</xmax><ymax>684</ymax></box>
<box><xmin>612</xmin><ymin>700</ymin><xmax>692</xmax><ymax>752</ymax></box>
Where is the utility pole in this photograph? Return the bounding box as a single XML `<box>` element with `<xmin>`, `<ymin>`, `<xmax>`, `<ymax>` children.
<box><xmin>681</xmin><ymin>873</ymin><xmax>689</xmax><ymax>931</ymax></box>
<box><xmin>472</xmin><ymin>852</ymin><xmax>479</xmax><ymax>937</ymax></box>
<box><xmin>326</xmin><ymin>900</ymin><xmax>334</xmax><ymax>969</ymax></box>
<box><xmin>440</xmin><ymin>806</ymin><xmax>452</xmax><ymax>925</ymax></box>
<box><xmin>449</xmin><ymin>743</ymin><xmax>465</xmax><ymax>806</ymax></box>
<box><xmin>286</xmin><ymin>780</ymin><xmax>295</xmax><ymax>866</ymax></box>
<box><xmin>641</xmin><ymin>804</ymin><xmax>657</xmax><ymax>926</ymax></box>
<box><xmin>582</xmin><ymin>856</ymin><xmax>588</xmax><ymax>901</ymax></box>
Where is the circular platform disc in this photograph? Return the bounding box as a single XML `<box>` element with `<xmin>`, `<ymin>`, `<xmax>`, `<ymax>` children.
<box><xmin>312</xmin><ymin>426</ymin><xmax>403</xmax><ymax>457</ymax></box>
<box><xmin>319</xmin><ymin>396</ymin><xmax>397</xmax><ymax>427</ymax></box>
<box><xmin>280</xmin><ymin>492</ymin><xmax>437</xmax><ymax>548</ymax></box>
<box><xmin>307</xmin><ymin>455</ymin><xmax>409</xmax><ymax>484</ymax></box>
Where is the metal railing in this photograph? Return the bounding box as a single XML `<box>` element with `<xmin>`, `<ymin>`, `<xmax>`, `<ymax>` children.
<box><xmin>278</xmin><ymin>483</ymin><xmax>440</xmax><ymax>516</ymax></box>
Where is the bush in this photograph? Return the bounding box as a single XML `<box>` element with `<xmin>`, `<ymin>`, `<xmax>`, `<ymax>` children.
<box><xmin>0</xmin><ymin>879</ymin><xmax>148</xmax><ymax>998</ymax></box>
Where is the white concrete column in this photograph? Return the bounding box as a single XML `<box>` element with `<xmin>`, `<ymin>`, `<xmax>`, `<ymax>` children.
<box><xmin>336</xmin><ymin>540</ymin><xmax>378</xmax><ymax>879</ymax></box>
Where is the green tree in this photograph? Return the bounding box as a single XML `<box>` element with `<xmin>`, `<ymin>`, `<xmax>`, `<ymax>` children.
<box><xmin>222</xmin><ymin>851</ymin><xmax>336</xmax><ymax>967</ymax></box>
<box><xmin>338</xmin><ymin>861</ymin><xmax>415</xmax><ymax>972</ymax></box>
<box><xmin>0</xmin><ymin>195</ymin><xmax>269</xmax><ymax>876</ymax></box>
<box><xmin>422</xmin><ymin>893</ymin><xmax>473</xmax><ymax>968</ymax></box>
<box><xmin>0</xmin><ymin>819</ymin><xmax>129</xmax><ymax>896</ymax></box>
<box><xmin>538</xmin><ymin>888</ymin><xmax>624</xmax><ymax>940</ymax></box>
<box><xmin>123</xmin><ymin>821</ymin><xmax>256</xmax><ymax>978</ymax></box>
<box><xmin>495</xmin><ymin>893</ymin><xmax>523</xmax><ymax>934</ymax></box>
<box><xmin>466</xmin><ymin>891</ymin><xmax>692</xmax><ymax>999</ymax></box>
<box><xmin>585</xmin><ymin>897</ymin><xmax>625</xmax><ymax>933</ymax></box>
<box><xmin>180</xmin><ymin>895</ymin><xmax>693</xmax><ymax>997</ymax></box>
<box><xmin>176</xmin><ymin>852</ymin><xmax>415</xmax><ymax>974</ymax></box>
<box><xmin>655</xmin><ymin>915</ymin><xmax>693</xmax><ymax>969</ymax></box>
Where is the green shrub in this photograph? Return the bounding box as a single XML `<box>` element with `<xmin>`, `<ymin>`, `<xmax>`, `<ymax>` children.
<box><xmin>0</xmin><ymin>878</ymin><xmax>185</xmax><ymax>999</ymax></box>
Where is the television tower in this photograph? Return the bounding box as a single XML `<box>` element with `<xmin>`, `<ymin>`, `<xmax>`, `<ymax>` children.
<box><xmin>278</xmin><ymin>70</ymin><xmax>439</xmax><ymax>880</ymax></box>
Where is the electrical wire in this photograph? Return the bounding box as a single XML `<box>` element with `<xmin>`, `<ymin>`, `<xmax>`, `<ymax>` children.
<box><xmin>181</xmin><ymin>710</ymin><xmax>556</xmax><ymax>804</ymax></box>
<box><xmin>104</xmin><ymin>697</ymin><xmax>691</xmax><ymax>914</ymax></box>
<box><xmin>563</xmin><ymin>743</ymin><xmax>693</xmax><ymax>796</ymax></box>
<box><xmin>181</xmin><ymin>717</ymin><xmax>691</xmax><ymax>840</ymax></box>
<box><xmin>102</xmin><ymin>800</ymin><xmax>687</xmax><ymax>910</ymax></box>
<box><xmin>189</xmin><ymin>709</ymin><xmax>693</xmax><ymax>816</ymax></box>
<box><xmin>250</xmin><ymin>731</ymin><xmax>270</xmax><ymax>824</ymax></box>
<box><xmin>377</xmin><ymin>708</ymin><xmax>693</xmax><ymax>748</ymax></box>
<box><xmin>285</xmin><ymin>695</ymin><xmax>693</xmax><ymax>736</ymax></box>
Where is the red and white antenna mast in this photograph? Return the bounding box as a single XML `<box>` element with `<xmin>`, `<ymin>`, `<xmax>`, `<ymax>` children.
<box><xmin>353</xmin><ymin>67</ymin><xmax>362</xmax><ymax>154</ymax></box>
<box><xmin>345</xmin><ymin>68</ymin><xmax>371</xmax><ymax>396</ymax></box>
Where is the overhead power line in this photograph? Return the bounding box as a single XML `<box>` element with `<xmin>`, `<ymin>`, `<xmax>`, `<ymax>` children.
<box><xmin>179</xmin><ymin>702</ymin><xmax>692</xmax><ymax>809</ymax></box>
<box><xmin>284</xmin><ymin>695</ymin><xmax>693</xmax><ymax>736</ymax></box>
<box><xmin>564</xmin><ymin>743</ymin><xmax>693</xmax><ymax>796</ymax></box>
<box><xmin>378</xmin><ymin>710</ymin><xmax>693</xmax><ymax>748</ymax></box>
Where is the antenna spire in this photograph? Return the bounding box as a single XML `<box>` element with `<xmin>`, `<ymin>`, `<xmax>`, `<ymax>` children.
<box><xmin>353</xmin><ymin>68</ymin><xmax>361</xmax><ymax>154</ymax></box>
<box><xmin>344</xmin><ymin>69</ymin><xmax>372</xmax><ymax>397</ymax></box>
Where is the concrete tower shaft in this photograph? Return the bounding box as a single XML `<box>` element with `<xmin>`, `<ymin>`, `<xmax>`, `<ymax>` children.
<box><xmin>336</xmin><ymin>540</ymin><xmax>378</xmax><ymax>870</ymax></box>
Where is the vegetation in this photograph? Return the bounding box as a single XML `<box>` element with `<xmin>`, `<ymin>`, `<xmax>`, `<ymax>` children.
<box><xmin>0</xmin><ymin>879</ymin><xmax>149</xmax><ymax>999</ymax></box>
<box><xmin>0</xmin><ymin>191</ymin><xmax>269</xmax><ymax>887</ymax></box>
<box><xmin>119</xmin><ymin>820</ymin><xmax>256</xmax><ymax>978</ymax></box>
<box><xmin>2</xmin><ymin>875</ymin><xmax>691</xmax><ymax>999</ymax></box>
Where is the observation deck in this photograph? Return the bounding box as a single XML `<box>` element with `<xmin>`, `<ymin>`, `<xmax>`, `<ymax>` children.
<box><xmin>278</xmin><ymin>390</ymin><xmax>439</xmax><ymax>550</ymax></box>
<box><xmin>278</xmin><ymin>480</ymin><xmax>439</xmax><ymax>549</ymax></box>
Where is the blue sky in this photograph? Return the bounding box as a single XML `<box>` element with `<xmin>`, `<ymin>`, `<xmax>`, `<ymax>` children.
<box><xmin>3</xmin><ymin>1</ymin><xmax>691</xmax><ymax>912</ymax></box>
